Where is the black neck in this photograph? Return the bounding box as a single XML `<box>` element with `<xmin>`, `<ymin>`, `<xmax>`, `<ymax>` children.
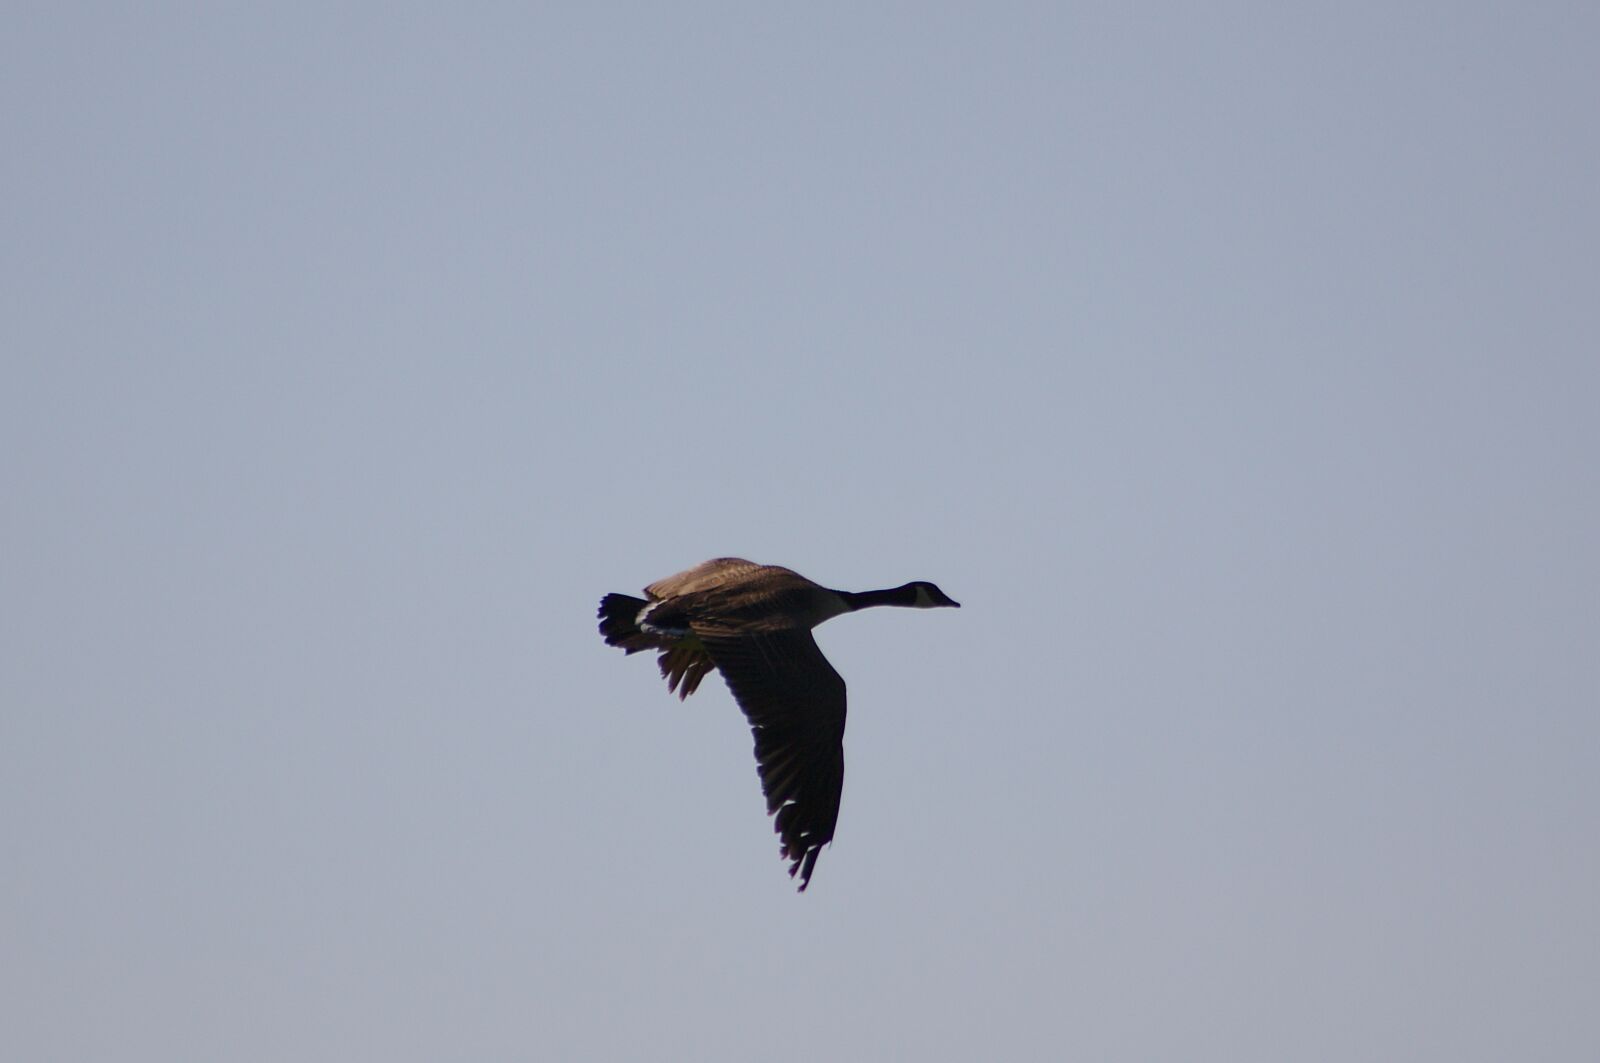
<box><xmin>838</xmin><ymin>584</ymin><xmax>918</xmax><ymax>611</ymax></box>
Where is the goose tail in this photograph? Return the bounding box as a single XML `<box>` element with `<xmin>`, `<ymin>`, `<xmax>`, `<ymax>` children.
<box><xmin>597</xmin><ymin>593</ymin><xmax>658</xmax><ymax>652</ymax></box>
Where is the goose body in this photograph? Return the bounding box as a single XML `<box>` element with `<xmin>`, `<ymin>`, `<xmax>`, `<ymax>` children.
<box><xmin>597</xmin><ymin>557</ymin><xmax>959</xmax><ymax>890</ymax></box>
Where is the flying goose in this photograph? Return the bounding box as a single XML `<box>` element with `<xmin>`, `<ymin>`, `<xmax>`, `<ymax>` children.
<box><xmin>597</xmin><ymin>557</ymin><xmax>960</xmax><ymax>890</ymax></box>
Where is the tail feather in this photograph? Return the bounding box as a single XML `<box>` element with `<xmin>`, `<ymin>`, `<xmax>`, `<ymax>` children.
<box><xmin>598</xmin><ymin>592</ymin><xmax>717</xmax><ymax>700</ymax></box>
<box><xmin>598</xmin><ymin>593</ymin><xmax>661</xmax><ymax>653</ymax></box>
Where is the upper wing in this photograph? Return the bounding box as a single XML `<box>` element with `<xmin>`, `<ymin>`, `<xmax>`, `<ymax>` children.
<box><xmin>700</xmin><ymin>629</ymin><xmax>847</xmax><ymax>891</ymax></box>
<box><xmin>644</xmin><ymin>558</ymin><xmax>769</xmax><ymax>600</ymax></box>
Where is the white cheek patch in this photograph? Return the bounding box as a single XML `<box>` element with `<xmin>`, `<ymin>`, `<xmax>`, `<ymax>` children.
<box><xmin>912</xmin><ymin>585</ymin><xmax>935</xmax><ymax>608</ymax></box>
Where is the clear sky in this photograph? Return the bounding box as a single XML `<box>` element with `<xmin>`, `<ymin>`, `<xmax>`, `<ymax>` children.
<box><xmin>4</xmin><ymin>5</ymin><xmax>1596</xmax><ymax>1061</ymax></box>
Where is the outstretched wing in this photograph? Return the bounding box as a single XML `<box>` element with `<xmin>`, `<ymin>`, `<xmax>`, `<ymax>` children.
<box><xmin>700</xmin><ymin>630</ymin><xmax>847</xmax><ymax>890</ymax></box>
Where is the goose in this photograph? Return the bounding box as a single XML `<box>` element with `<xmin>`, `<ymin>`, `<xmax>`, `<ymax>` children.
<box><xmin>597</xmin><ymin>557</ymin><xmax>960</xmax><ymax>890</ymax></box>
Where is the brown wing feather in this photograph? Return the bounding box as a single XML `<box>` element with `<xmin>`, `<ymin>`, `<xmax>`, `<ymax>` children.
<box><xmin>699</xmin><ymin>630</ymin><xmax>846</xmax><ymax>891</ymax></box>
<box><xmin>644</xmin><ymin>557</ymin><xmax>772</xmax><ymax>600</ymax></box>
<box><xmin>644</xmin><ymin>561</ymin><xmax>838</xmax><ymax>638</ymax></box>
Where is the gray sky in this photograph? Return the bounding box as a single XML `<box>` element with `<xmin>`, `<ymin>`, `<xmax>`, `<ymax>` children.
<box><xmin>4</xmin><ymin>5</ymin><xmax>1597</xmax><ymax>1061</ymax></box>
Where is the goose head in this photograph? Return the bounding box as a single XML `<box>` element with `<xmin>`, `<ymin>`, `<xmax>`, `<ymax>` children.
<box><xmin>907</xmin><ymin>581</ymin><xmax>961</xmax><ymax>609</ymax></box>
